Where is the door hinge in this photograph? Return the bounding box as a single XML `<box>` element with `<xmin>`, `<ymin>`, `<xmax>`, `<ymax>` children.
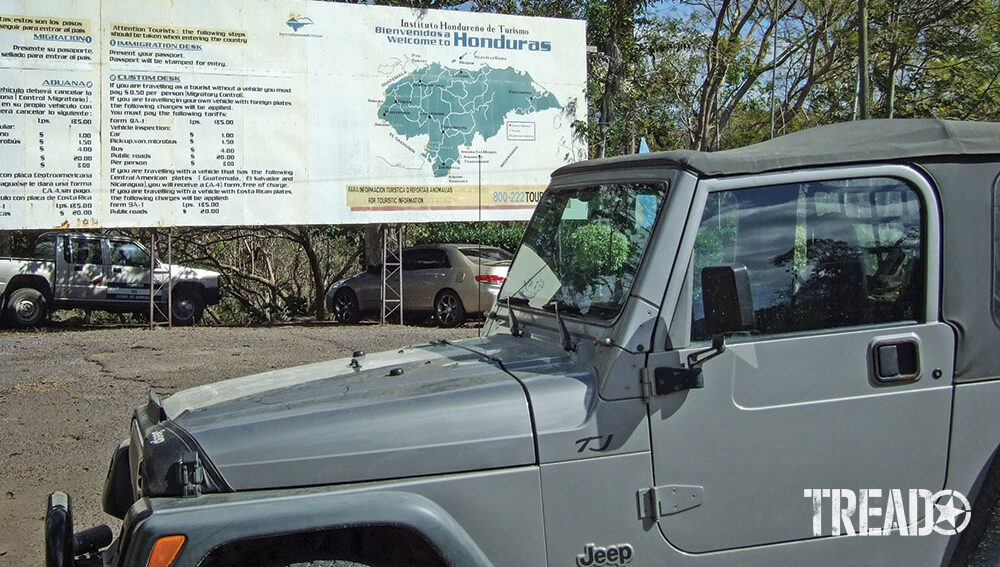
<box><xmin>177</xmin><ymin>451</ymin><xmax>204</xmax><ymax>497</ymax></box>
<box><xmin>640</xmin><ymin>368</ymin><xmax>653</xmax><ymax>401</ymax></box>
<box><xmin>637</xmin><ymin>485</ymin><xmax>704</xmax><ymax>521</ymax></box>
<box><xmin>640</xmin><ymin>367</ymin><xmax>704</xmax><ymax>401</ymax></box>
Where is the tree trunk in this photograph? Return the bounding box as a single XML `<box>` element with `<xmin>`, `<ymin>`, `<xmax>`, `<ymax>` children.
<box><xmin>296</xmin><ymin>227</ymin><xmax>327</xmax><ymax>321</ymax></box>
<box><xmin>858</xmin><ymin>0</ymin><xmax>870</xmax><ymax>120</ymax></box>
<box><xmin>363</xmin><ymin>224</ymin><xmax>382</xmax><ymax>268</ymax></box>
<box><xmin>886</xmin><ymin>4</ymin><xmax>898</xmax><ymax>119</ymax></box>
<box><xmin>598</xmin><ymin>39</ymin><xmax>623</xmax><ymax>158</ymax></box>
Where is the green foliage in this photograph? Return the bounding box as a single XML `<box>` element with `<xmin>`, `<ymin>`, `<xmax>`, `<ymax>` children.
<box><xmin>408</xmin><ymin>221</ymin><xmax>525</xmax><ymax>252</ymax></box>
<box><xmin>563</xmin><ymin>223</ymin><xmax>631</xmax><ymax>278</ymax></box>
<box><xmin>1</xmin><ymin>230</ymin><xmax>47</xmax><ymax>257</ymax></box>
<box><xmin>472</xmin><ymin>0</ymin><xmax>584</xmax><ymax>18</ymax></box>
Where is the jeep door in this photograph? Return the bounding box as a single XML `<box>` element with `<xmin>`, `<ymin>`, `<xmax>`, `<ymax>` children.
<box><xmin>645</xmin><ymin>165</ymin><xmax>954</xmax><ymax>553</ymax></box>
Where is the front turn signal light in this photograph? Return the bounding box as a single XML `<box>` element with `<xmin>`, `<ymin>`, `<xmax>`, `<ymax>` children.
<box><xmin>147</xmin><ymin>534</ymin><xmax>186</xmax><ymax>567</ymax></box>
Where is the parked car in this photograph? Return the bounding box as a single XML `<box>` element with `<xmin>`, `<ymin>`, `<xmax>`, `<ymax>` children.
<box><xmin>326</xmin><ymin>243</ymin><xmax>511</xmax><ymax>327</ymax></box>
<box><xmin>0</xmin><ymin>232</ymin><xmax>221</xmax><ymax>327</ymax></box>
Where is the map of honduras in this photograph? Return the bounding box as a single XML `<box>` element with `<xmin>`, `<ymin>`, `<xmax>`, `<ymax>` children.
<box><xmin>379</xmin><ymin>63</ymin><xmax>561</xmax><ymax>177</ymax></box>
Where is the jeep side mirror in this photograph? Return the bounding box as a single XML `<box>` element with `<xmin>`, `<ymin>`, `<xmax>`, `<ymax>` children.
<box><xmin>688</xmin><ymin>264</ymin><xmax>755</xmax><ymax>369</ymax></box>
<box><xmin>702</xmin><ymin>264</ymin><xmax>755</xmax><ymax>335</ymax></box>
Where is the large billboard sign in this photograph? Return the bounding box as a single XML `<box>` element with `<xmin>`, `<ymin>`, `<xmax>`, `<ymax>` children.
<box><xmin>0</xmin><ymin>0</ymin><xmax>587</xmax><ymax>230</ymax></box>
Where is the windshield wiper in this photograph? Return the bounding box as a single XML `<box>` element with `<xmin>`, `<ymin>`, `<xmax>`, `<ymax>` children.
<box><xmin>506</xmin><ymin>297</ymin><xmax>523</xmax><ymax>338</ymax></box>
<box><xmin>545</xmin><ymin>300</ymin><xmax>577</xmax><ymax>352</ymax></box>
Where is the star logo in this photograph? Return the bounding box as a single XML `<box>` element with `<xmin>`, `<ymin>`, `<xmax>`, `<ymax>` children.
<box><xmin>933</xmin><ymin>490</ymin><xmax>971</xmax><ymax>535</ymax></box>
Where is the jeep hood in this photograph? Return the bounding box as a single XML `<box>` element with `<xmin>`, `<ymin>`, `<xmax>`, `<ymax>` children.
<box><xmin>158</xmin><ymin>339</ymin><xmax>535</xmax><ymax>490</ymax></box>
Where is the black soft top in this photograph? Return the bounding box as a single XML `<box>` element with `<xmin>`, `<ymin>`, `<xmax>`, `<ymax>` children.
<box><xmin>554</xmin><ymin>119</ymin><xmax>1000</xmax><ymax>178</ymax></box>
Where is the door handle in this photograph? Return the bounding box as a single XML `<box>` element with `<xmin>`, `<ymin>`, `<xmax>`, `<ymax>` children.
<box><xmin>870</xmin><ymin>337</ymin><xmax>920</xmax><ymax>383</ymax></box>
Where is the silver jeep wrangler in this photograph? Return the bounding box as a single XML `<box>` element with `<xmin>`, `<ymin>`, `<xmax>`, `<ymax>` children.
<box><xmin>48</xmin><ymin>119</ymin><xmax>1000</xmax><ymax>566</ymax></box>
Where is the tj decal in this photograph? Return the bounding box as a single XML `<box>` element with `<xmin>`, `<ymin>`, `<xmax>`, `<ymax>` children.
<box><xmin>574</xmin><ymin>434</ymin><xmax>613</xmax><ymax>453</ymax></box>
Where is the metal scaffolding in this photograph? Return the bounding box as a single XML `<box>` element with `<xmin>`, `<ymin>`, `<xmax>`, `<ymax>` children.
<box><xmin>147</xmin><ymin>230</ymin><xmax>173</xmax><ymax>329</ymax></box>
<box><xmin>380</xmin><ymin>224</ymin><xmax>403</xmax><ymax>325</ymax></box>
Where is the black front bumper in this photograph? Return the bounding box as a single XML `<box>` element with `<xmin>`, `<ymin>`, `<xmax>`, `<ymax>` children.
<box><xmin>45</xmin><ymin>491</ymin><xmax>112</xmax><ymax>567</ymax></box>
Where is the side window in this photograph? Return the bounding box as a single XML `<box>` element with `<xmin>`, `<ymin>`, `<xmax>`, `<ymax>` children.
<box><xmin>427</xmin><ymin>249</ymin><xmax>449</xmax><ymax>269</ymax></box>
<box><xmin>62</xmin><ymin>236</ymin><xmax>72</xmax><ymax>263</ymax></box>
<box><xmin>692</xmin><ymin>177</ymin><xmax>924</xmax><ymax>340</ymax></box>
<box><xmin>33</xmin><ymin>236</ymin><xmax>56</xmax><ymax>259</ymax></box>
<box><xmin>401</xmin><ymin>250</ymin><xmax>423</xmax><ymax>271</ymax></box>
<box><xmin>69</xmin><ymin>238</ymin><xmax>103</xmax><ymax>265</ymax></box>
<box><xmin>109</xmin><ymin>241</ymin><xmax>150</xmax><ymax>268</ymax></box>
<box><xmin>403</xmin><ymin>249</ymin><xmax>449</xmax><ymax>270</ymax></box>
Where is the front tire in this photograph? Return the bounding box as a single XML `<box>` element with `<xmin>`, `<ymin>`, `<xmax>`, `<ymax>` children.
<box><xmin>5</xmin><ymin>287</ymin><xmax>47</xmax><ymax>328</ymax></box>
<box><xmin>332</xmin><ymin>288</ymin><xmax>361</xmax><ymax>324</ymax></box>
<box><xmin>171</xmin><ymin>290</ymin><xmax>204</xmax><ymax>326</ymax></box>
<box><xmin>434</xmin><ymin>289</ymin><xmax>465</xmax><ymax>328</ymax></box>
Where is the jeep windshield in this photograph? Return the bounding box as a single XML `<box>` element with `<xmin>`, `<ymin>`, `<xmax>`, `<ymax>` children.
<box><xmin>500</xmin><ymin>182</ymin><xmax>668</xmax><ymax>321</ymax></box>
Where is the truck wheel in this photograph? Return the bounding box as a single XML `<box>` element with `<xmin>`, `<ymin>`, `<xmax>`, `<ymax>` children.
<box><xmin>434</xmin><ymin>289</ymin><xmax>465</xmax><ymax>328</ymax></box>
<box><xmin>171</xmin><ymin>291</ymin><xmax>205</xmax><ymax>326</ymax></box>
<box><xmin>5</xmin><ymin>287</ymin><xmax>47</xmax><ymax>328</ymax></box>
<box><xmin>332</xmin><ymin>289</ymin><xmax>361</xmax><ymax>324</ymax></box>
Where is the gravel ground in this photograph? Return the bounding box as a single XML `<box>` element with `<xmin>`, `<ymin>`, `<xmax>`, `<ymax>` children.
<box><xmin>0</xmin><ymin>321</ymin><xmax>478</xmax><ymax>566</ymax></box>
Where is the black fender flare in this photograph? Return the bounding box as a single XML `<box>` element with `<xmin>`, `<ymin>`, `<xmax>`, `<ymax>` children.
<box><xmin>945</xmin><ymin>442</ymin><xmax>1000</xmax><ymax>565</ymax></box>
<box><xmin>120</xmin><ymin>489</ymin><xmax>493</xmax><ymax>567</ymax></box>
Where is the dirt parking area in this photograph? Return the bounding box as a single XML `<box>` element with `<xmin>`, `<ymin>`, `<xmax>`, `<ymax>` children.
<box><xmin>0</xmin><ymin>322</ymin><xmax>478</xmax><ymax>566</ymax></box>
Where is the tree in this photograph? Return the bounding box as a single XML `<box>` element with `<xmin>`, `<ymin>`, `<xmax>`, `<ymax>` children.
<box><xmin>867</xmin><ymin>0</ymin><xmax>1000</xmax><ymax>120</ymax></box>
<box><xmin>570</xmin><ymin>0</ymin><xmax>658</xmax><ymax>157</ymax></box>
<box><xmin>117</xmin><ymin>226</ymin><xmax>364</xmax><ymax>324</ymax></box>
<box><xmin>659</xmin><ymin>0</ymin><xmax>857</xmax><ymax>150</ymax></box>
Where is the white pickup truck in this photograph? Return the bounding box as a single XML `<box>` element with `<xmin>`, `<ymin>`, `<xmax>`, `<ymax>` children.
<box><xmin>0</xmin><ymin>232</ymin><xmax>221</xmax><ymax>327</ymax></box>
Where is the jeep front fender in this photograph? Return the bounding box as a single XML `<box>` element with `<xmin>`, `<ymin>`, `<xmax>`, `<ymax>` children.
<box><xmin>118</xmin><ymin>489</ymin><xmax>493</xmax><ymax>567</ymax></box>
